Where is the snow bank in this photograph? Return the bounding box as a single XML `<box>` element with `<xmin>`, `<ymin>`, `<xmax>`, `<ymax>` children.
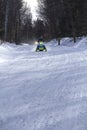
<box><xmin>74</xmin><ymin>37</ymin><xmax>87</xmax><ymax>48</ymax></box>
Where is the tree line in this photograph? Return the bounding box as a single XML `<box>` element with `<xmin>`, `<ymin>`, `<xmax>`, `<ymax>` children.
<box><xmin>0</xmin><ymin>0</ymin><xmax>87</xmax><ymax>44</ymax></box>
<box><xmin>38</xmin><ymin>0</ymin><xmax>87</xmax><ymax>43</ymax></box>
<box><xmin>0</xmin><ymin>0</ymin><xmax>46</xmax><ymax>44</ymax></box>
<box><xmin>0</xmin><ymin>0</ymin><xmax>33</xmax><ymax>44</ymax></box>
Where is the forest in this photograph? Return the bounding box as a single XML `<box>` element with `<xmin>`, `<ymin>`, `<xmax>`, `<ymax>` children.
<box><xmin>0</xmin><ymin>0</ymin><xmax>87</xmax><ymax>44</ymax></box>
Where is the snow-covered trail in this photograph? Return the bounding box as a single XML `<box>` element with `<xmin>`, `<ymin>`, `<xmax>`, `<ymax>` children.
<box><xmin>0</xmin><ymin>40</ymin><xmax>87</xmax><ymax>130</ymax></box>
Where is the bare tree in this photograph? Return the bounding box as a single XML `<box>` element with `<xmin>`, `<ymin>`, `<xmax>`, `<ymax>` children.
<box><xmin>38</xmin><ymin>0</ymin><xmax>87</xmax><ymax>43</ymax></box>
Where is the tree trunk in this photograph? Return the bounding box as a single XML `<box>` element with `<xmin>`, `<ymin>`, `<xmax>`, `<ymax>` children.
<box><xmin>4</xmin><ymin>0</ymin><xmax>9</xmax><ymax>41</ymax></box>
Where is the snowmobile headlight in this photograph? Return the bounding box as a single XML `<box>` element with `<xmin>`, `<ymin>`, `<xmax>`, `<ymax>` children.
<box><xmin>35</xmin><ymin>41</ymin><xmax>38</xmax><ymax>45</ymax></box>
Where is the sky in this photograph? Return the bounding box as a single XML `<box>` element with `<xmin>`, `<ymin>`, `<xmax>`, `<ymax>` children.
<box><xmin>24</xmin><ymin>0</ymin><xmax>38</xmax><ymax>20</ymax></box>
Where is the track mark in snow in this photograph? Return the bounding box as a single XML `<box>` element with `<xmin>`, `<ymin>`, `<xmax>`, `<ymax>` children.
<box><xmin>0</xmin><ymin>42</ymin><xmax>87</xmax><ymax>130</ymax></box>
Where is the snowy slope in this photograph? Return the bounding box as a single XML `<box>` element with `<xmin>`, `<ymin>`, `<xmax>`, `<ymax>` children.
<box><xmin>0</xmin><ymin>37</ymin><xmax>87</xmax><ymax>130</ymax></box>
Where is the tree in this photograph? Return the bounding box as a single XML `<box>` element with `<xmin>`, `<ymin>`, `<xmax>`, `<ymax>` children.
<box><xmin>33</xmin><ymin>19</ymin><xmax>45</xmax><ymax>39</ymax></box>
<box><xmin>38</xmin><ymin>0</ymin><xmax>87</xmax><ymax>43</ymax></box>
<box><xmin>21</xmin><ymin>4</ymin><xmax>33</xmax><ymax>42</ymax></box>
<box><xmin>0</xmin><ymin>0</ymin><xmax>33</xmax><ymax>43</ymax></box>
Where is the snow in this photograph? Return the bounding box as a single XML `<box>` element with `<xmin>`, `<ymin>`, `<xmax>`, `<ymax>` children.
<box><xmin>0</xmin><ymin>37</ymin><xmax>87</xmax><ymax>130</ymax></box>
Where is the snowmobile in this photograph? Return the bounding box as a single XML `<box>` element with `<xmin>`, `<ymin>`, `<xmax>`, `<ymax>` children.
<box><xmin>35</xmin><ymin>41</ymin><xmax>47</xmax><ymax>52</ymax></box>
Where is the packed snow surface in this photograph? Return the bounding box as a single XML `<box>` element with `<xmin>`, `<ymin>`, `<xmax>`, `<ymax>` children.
<box><xmin>0</xmin><ymin>37</ymin><xmax>87</xmax><ymax>130</ymax></box>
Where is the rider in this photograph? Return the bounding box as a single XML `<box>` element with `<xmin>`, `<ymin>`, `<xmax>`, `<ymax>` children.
<box><xmin>36</xmin><ymin>37</ymin><xmax>47</xmax><ymax>52</ymax></box>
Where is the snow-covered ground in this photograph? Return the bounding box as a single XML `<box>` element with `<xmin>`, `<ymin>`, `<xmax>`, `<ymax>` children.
<box><xmin>0</xmin><ymin>37</ymin><xmax>87</xmax><ymax>130</ymax></box>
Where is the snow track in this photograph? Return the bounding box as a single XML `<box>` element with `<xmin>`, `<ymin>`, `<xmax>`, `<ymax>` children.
<box><xmin>0</xmin><ymin>39</ymin><xmax>87</xmax><ymax>130</ymax></box>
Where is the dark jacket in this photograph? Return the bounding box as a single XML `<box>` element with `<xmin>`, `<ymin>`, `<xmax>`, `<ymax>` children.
<box><xmin>36</xmin><ymin>44</ymin><xmax>47</xmax><ymax>51</ymax></box>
